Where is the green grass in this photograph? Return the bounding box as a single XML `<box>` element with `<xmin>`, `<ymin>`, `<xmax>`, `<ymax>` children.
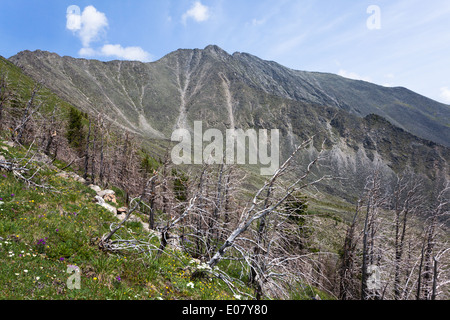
<box><xmin>0</xmin><ymin>140</ymin><xmax>254</xmax><ymax>300</ymax></box>
<box><xmin>289</xmin><ymin>282</ymin><xmax>335</xmax><ymax>301</ymax></box>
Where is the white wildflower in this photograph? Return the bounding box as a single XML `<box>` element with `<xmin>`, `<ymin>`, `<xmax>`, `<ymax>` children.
<box><xmin>196</xmin><ymin>262</ymin><xmax>212</xmax><ymax>271</ymax></box>
<box><xmin>186</xmin><ymin>282</ymin><xmax>195</xmax><ymax>289</ymax></box>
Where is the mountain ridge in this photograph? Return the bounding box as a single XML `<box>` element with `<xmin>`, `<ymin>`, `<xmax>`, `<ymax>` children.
<box><xmin>9</xmin><ymin>45</ymin><xmax>450</xmax><ymax>147</ymax></box>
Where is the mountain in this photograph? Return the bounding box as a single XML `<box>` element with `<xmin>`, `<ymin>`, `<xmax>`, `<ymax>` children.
<box><xmin>7</xmin><ymin>45</ymin><xmax>450</xmax><ymax>200</ymax></box>
<box><xmin>9</xmin><ymin>45</ymin><xmax>450</xmax><ymax>147</ymax></box>
<box><xmin>2</xmin><ymin>47</ymin><xmax>449</xmax><ymax>301</ymax></box>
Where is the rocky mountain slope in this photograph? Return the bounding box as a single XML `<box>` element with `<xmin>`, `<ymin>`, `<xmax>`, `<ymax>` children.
<box><xmin>6</xmin><ymin>46</ymin><xmax>450</xmax><ymax>200</ymax></box>
<box><xmin>9</xmin><ymin>45</ymin><xmax>450</xmax><ymax>146</ymax></box>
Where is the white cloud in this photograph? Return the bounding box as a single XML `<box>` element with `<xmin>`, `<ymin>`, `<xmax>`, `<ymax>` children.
<box><xmin>67</xmin><ymin>5</ymin><xmax>151</xmax><ymax>62</ymax></box>
<box><xmin>78</xmin><ymin>47</ymin><xmax>97</xmax><ymax>57</ymax></box>
<box><xmin>79</xmin><ymin>6</ymin><xmax>108</xmax><ymax>48</ymax></box>
<box><xmin>338</xmin><ymin>69</ymin><xmax>372</xmax><ymax>82</ymax></box>
<box><xmin>78</xmin><ymin>45</ymin><xmax>152</xmax><ymax>62</ymax></box>
<box><xmin>182</xmin><ymin>1</ymin><xmax>210</xmax><ymax>24</ymax></box>
<box><xmin>440</xmin><ymin>87</ymin><xmax>450</xmax><ymax>104</ymax></box>
<box><xmin>66</xmin><ymin>5</ymin><xmax>81</xmax><ymax>31</ymax></box>
<box><xmin>100</xmin><ymin>44</ymin><xmax>152</xmax><ymax>62</ymax></box>
<box><xmin>67</xmin><ymin>5</ymin><xmax>108</xmax><ymax>48</ymax></box>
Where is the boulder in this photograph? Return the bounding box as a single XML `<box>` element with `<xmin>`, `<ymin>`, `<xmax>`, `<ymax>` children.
<box><xmin>103</xmin><ymin>193</ymin><xmax>117</xmax><ymax>204</ymax></box>
<box><xmin>34</xmin><ymin>153</ymin><xmax>51</xmax><ymax>163</ymax></box>
<box><xmin>89</xmin><ymin>185</ymin><xmax>102</xmax><ymax>193</ymax></box>
<box><xmin>94</xmin><ymin>196</ymin><xmax>117</xmax><ymax>215</ymax></box>
<box><xmin>97</xmin><ymin>189</ymin><xmax>115</xmax><ymax>198</ymax></box>
<box><xmin>94</xmin><ymin>195</ymin><xmax>104</xmax><ymax>204</ymax></box>
<box><xmin>56</xmin><ymin>171</ymin><xmax>86</xmax><ymax>184</ymax></box>
<box><xmin>117</xmin><ymin>207</ymin><xmax>128</xmax><ymax>214</ymax></box>
<box><xmin>74</xmin><ymin>175</ymin><xmax>86</xmax><ymax>184</ymax></box>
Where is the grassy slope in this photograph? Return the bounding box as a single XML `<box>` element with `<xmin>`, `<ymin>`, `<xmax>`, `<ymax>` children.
<box><xmin>0</xmin><ymin>140</ymin><xmax>245</xmax><ymax>300</ymax></box>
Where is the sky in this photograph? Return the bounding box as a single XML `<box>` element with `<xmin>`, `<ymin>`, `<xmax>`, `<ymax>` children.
<box><xmin>0</xmin><ymin>0</ymin><xmax>449</xmax><ymax>104</ymax></box>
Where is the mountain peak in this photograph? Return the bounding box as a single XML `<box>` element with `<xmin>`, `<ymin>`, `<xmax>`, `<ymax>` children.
<box><xmin>13</xmin><ymin>49</ymin><xmax>55</xmax><ymax>60</ymax></box>
<box><xmin>202</xmin><ymin>45</ymin><xmax>232</xmax><ymax>61</ymax></box>
<box><xmin>204</xmin><ymin>45</ymin><xmax>229</xmax><ymax>55</ymax></box>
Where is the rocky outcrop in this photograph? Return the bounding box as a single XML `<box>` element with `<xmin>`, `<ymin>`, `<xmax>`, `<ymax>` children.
<box><xmin>94</xmin><ymin>196</ymin><xmax>117</xmax><ymax>215</ymax></box>
<box><xmin>89</xmin><ymin>184</ymin><xmax>101</xmax><ymax>193</ymax></box>
<box><xmin>55</xmin><ymin>173</ymin><xmax>162</xmax><ymax>240</ymax></box>
<box><xmin>56</xmin><ymin>171</ymin><xmax>86</xmax><ymax>184</ymax></box>
<box><xmin>98</xmin><ymin>190</ymin><xmax>117</xmax><ymax>204</ymax></box>
<box><xmin>117</xmin><ymin>207</ymin><xmax>127</xmax><ymax>214</ymax></box>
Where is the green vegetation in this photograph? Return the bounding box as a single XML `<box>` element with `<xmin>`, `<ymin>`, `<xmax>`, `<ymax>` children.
<box><xmin>66</xmin><ymin>106</ymin><xmax>85</xmax><ymax>151</ymax></box>
<box><xmin>0</xmin><ymin>140</ymin><xmax>335</xmax><ymax>300</ymax></box>
<box><xmin>0</xmin><ymin>141</ymin><xmax>241</xmax><ymax>300</ymax></box>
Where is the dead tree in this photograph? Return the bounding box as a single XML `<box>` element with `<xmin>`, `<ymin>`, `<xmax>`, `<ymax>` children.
<box><xmin>0</xmin><ymin>145</ymin><xmax>60</xmax><ymax>193</ymax></box>
<box><xmin>207</xmin><ymin>163</ymin><xmax>225</xmax><ymax>253</ymax></box>
<box><xmin>181</xmin><ymin>164</ymin><xmax>239</xmax><ymax>260</ymax></box>
<box><xmin>360</xmin><ymin>167</ymin><xmax>387</xmax><ymax>300</ymax></box>
<box><xmin>339</xmin><ymin>201</ymin><xmax>362</xmax><ymax>300</ymax></box>
<box><xmin>0</xmin><ymin>72</ymin><xmax>13</xmax><ymax>130</ymax></box>
<box><xmin>100</xmin><ymin>175</ymin><xmax>157</xmax><ymax>245</ymax></box>
<box><xmin>416</xmin><ymin>182</ymin><xmax>449</xmax><ymax>300</ymax></box>
<box><xmin>42</xmin><ymin>104</ymin><xmax>60</xmax><ymax>157</ymax></box>
<box><xmin>96</xmin><ymin>113</ymin><xmax>112</xmax><ymax>187</ymax></box>
<box><xmin>14</xmin><ymin>84</ymin><xmax>42</xmax><ymax>145</ymax></box>
<box><xmin>83</xmin><ymin>117</ymin><xmax>91</xmax><ymax>180</ymax></box>
<box><xmin>431</xmin><ymin>247</ymin><xmax>450</xmax><ymax>300</ymax></box>
<box><xmin>90</xmin><ymin>119</ymin><xmax>98</xmax><ymax>184</ymax></box>
<box><xmin>158</xmin><ymin>195</ymin><xmax>198</xmax><ymax>256</ymax></box>
<box><xmin>206</xmin><ymin>137</ymin><xmax>332</xmax><ymax>299</ymax></box>
<box><xmin>160</xmin><ymin>153</ymin><xmax>174</xmax><ymax>219</ymax></box>
<box><xmin>391</xmin><ymin>170</ymin><xmax>423</xmax><ymax>300</ymax></box>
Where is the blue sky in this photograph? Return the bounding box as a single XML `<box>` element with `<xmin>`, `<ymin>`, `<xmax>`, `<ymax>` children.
<box><xmin>0</xmin><ymin>0</ymin><xmax>449</xmax><ymax>104</ymax></box>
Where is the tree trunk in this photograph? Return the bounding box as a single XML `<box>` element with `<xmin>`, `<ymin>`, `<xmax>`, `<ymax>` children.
<box><xmin>83</xmin><ymin>118</ymin><xmax>91</xmax><ymax>180</ymax></box>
